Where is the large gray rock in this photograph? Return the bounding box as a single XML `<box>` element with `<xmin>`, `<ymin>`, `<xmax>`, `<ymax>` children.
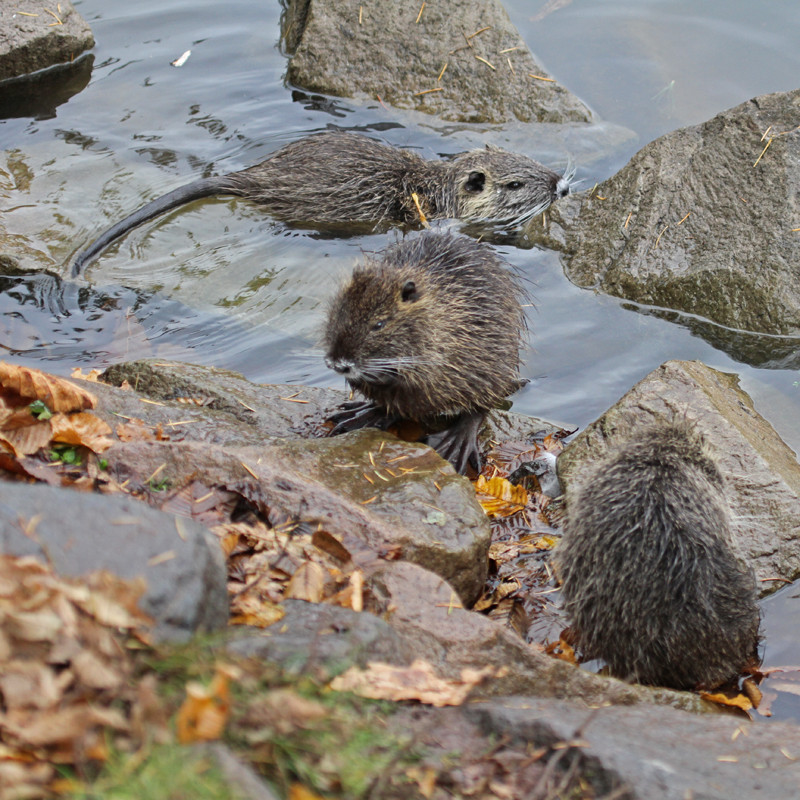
<box><xmin>557</xmin><ymin>360</ymin><xmax>800</xmax><ymax>596</ymax></box>
<box><xmin>0</xmin><ymin>481</ymin><xmax>228</xmax><ymax>641</ymax></box>
<box><xmin>227</xmin><ymin>600</ymin><xmax>418</xmax><ymax>678</ymax></box>
<box><xmin>281</xmin><ymin>0</ymin><xmax>593</xmax><ymax>124</ymax></box>
<box><xmin>467</xmin><ymin>696</ymin><xmax>800</xmax><ymax>800</ymax></box>
<box><xmin>230</xmin><ymin>562</ymin><xmax>711</xmax><ymax>714</ymax></box>
<box><xmin>0</xmin><ymin>0</ymin><xmax>94</xmax><ymax>81</ymax></box>
<box><xmin>540</xmin><ymin>89</ymin><xmax>800</xmax><ymax>335</ymax></box>
<box><xmin>102</xmin><ymin>431</ymin><xmax>492</xmax><ymax>606</ymax></box>
<box><xmin>94</xmin><ymin>361</ymin><xmax>498</xmax><ymax>605</ymax></box>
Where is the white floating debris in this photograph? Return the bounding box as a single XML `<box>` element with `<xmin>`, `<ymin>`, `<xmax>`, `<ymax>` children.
<box><xmin>171</xmin><ymin>50</ymin><xmax>191</xmax><ymax>68</ymax></box>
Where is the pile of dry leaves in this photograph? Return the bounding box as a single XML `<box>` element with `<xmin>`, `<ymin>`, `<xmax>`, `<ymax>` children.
<box><xmin>0</xmin><ymin>554</ymin><xmax>163</xmax><ymax>798</ymax></box>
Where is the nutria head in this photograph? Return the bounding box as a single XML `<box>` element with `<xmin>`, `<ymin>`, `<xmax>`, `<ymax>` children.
<box><xmin>450</xmin><ymin>144</ymin><xmax>572</xmax><ymax>227</ymax></box>
<box><xmin>324</xmin><ymin>231</ymin><xmax>526</xmax><ymax>420</ymax></box>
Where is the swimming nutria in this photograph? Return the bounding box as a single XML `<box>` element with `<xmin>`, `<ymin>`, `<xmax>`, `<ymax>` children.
<box><xmin>556</xmin><ymin>420</ymin><xmax>760</xmax><ymax>690</ymax></box>
<box><xmin>71</xmin><ymin>131</ymin><xmax>571</xmax><ymax>275</ymax></box>
<box><xmin>323</xmin><ymin>230</ymin><xmax>527</xmax><ymax>473</ymax></box>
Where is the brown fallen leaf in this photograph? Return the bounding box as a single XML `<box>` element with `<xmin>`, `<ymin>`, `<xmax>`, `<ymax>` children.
<box><xmin>159</xmin><ymin>481</ymin><xmax>238</xmax><ymax>525</ymax></box>
<box><xmin>71</xmin><ymin>649</ymin><xmax>124</xmax><ymax>692</ymax></box>
<box><xmin>50</xmin><ymin>411</ymin><xmax>114</xmax><ymax>453</ymax></box>
<box><xmin>0</xmin><ymin>661</ymin><xmax>62</xmax><ymax>710</ymax></box>
<box><xmin>0</xmin><ymin>362</ymin><xmax>96</xmax><ymax>412</ymax></box>
<box><xmin>544</xmin><ymin>635</ymin><xmax>577</xmax><ymax>665</ymax></box>
<box><xmin>311</xmin><ymin>529</ymin><xmax>353</xmax><ymax>564</ymax></box>
<box><xmin>4</xmin><ymin>608</ymin><xmax>65</xmax><ymax>643</ymax></box>
<box><xmin>0</xmin><ymin>554</ymin><xmax>160</xmax><ymax>795</ymax></box>
<box><xmin>229</xmin><ymin>596</ymin><xmax>286</xmax><ymax>628</ymax></box>
<box><xmin>0</xmin><ymin>762</ymin><xmax>54</xmax><ymax>798</ymax></box>
<box><xmin>285</xmin><ymin>561</ymin><xmax>326</xmax><ymax>603</ymax></box>
<box><xmin>0</xmin><ymin>420</ymin><xmax>52</xmax><ymax>457</ymax></box>
<box><xmin>116</xmin><ymin>419</ymin><xmax>158</xmax><ymax>442</ymax></box>
<box><xmin>3</xmin><ymin>703</ymin><xmax>129</xmax><ymax>748</ymax></box>
<box><xmin>248</xmin><ymin>688</ymin><xmax>329</xmax><ymax>736</ymax></box>
<box><xmin>329</xmin><ymin>658</ymin><xmax>496</xmax><ymax>706</ymax></box>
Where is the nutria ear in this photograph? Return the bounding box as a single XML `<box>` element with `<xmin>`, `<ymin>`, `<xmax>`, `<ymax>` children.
<box><xmin>464</xmin><ymin>171</ymin><xmax>486</xmax><ymax>194</ymax></box>
<box><xmin>401</xmin><ymin>280</ymin><xmax>419</xmax><ymax>302</ymax></box>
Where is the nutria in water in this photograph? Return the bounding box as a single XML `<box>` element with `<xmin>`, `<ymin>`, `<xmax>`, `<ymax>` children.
<box><xmin>556</xmin><ymin>420</ymin><xmax>760</xmax><ymax>690</ymax></box>
<box><xmin>323</xmin><ymin>229</ymin><xmax>528</xmax><ymax>473</ymax></box>
<box><xmin>71</xmin><ymin>131</ymin><xmax>571</xmax><ymax>275</ymax></box>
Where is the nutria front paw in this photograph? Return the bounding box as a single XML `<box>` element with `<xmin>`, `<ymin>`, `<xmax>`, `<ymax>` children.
<box><xmin>326</xmin><ymin>400</ymin><xmax>397</xmax><ymax>436</ymax></box>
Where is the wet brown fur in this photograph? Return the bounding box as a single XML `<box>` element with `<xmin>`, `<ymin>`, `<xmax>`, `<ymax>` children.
<box><xmin>323</xmin><ymin>230</ymin><xmax>527</xmax><ymax>470</ymax></box>
<box><xmin>72</xmin><ymin>131</ymin><xmax>569</xmax><ymax>274</ymax></box>
<box><xmin>556</xmin><ymin>420</ymin><xmax>761</xmax><ymax>690</ymax></box>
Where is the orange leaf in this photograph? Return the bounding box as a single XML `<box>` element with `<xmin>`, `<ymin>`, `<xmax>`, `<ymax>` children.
<box><xmin>289</xmin><ymin>784</ymin><xmax>327</xmax><ymax>800</ymax></box>
<box><xmin>474</xmin><ymin>474</ymin><xmax>528</xmax><ymax>517</ymax></box>
<box><xmin>700</xmin><ymin>690</ymin><xmax>753</xmax><ymax>712</ymax></box>
<box><xmin>0</xmin><ymin>362</ymin><xmax>96</xmax><ymax>412</ymax></box>
<box><xmin>50</xmin><ymin>412</ymin><xmax>113</xmax><ymax>453</ymax></box>
<box><xmin>175</xmin><ymin>665</ymin><xmax>237</xmax><ymax>744</ymax></box>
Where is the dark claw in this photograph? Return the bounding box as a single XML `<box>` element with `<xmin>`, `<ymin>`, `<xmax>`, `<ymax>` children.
<box><xmin>326</xmin><ymin>400</ymin><xmax>397</xmax><ymax>436</ymax></box>
<box><xmin>424</xmin><ymin>412</ymin><xmax>486</xmax><ymax>474</ymax></box>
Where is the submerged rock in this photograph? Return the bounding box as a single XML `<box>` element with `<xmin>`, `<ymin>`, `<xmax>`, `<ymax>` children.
<box><xmin>541</xmin><ymin>89</ymin><xmax>800</xmax><ymax>335</ymax></box>
<box><xmin>281</xmin><ymin>0</ymin><xmax>593</xmax><ymax>124</ymax></box>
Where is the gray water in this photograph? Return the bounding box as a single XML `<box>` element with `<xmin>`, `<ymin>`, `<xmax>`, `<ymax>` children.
<box><xmin>2</xmin><ymin>0</ymin><xmax>800</xmax><ymax>719</ymax></box>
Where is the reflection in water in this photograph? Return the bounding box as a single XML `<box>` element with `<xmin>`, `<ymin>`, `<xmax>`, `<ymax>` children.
<box><xmin>759</xmin><ymin>582</ymin><xmax>800</xmax><ymax>723</ymax></box>
<box><xmin>0</xmin><ymin>55</ymin><xmax>94</xmax><ymax>121</ymax></box>
<box><xmin>622</xmin><ymin>302</ymin><xmax>800</xmax><ymax>370</ymax></box>
<box><xmin>0</xmin><ymin>269</ymin><xmax>280</xmax><ymax>375</ymax></box>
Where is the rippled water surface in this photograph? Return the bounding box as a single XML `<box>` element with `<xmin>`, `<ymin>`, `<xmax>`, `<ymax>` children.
<box><xmin>2</xmin><ymin>0</ymin><xmax>800</xmax><ymax>719</ymax></box>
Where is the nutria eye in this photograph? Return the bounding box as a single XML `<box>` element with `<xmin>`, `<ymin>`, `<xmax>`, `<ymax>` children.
<box><xmin>506</xmin><ymin>180</ymin><xmax>524</xmax><ymax>190</ymax></box>
<box><xmin>372</xmin><ymin>320</ymin><xmax>386</xmax><ymax>331</ymax></box>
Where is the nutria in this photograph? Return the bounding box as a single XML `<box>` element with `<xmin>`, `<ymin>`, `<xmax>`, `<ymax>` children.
<box><xmin>323</xmin><ymin>229</ymin><xmax>527</xmax><ymax>473</ymax></box>
<box><xmin>71</xmin><ymin>131</ymin><xmax>571</xmax><ymax>275</ymax></box>
<box><xmin>556</xmin><ymin>420</ymin><xmax>760</xmax><ymax>690</ymax></box>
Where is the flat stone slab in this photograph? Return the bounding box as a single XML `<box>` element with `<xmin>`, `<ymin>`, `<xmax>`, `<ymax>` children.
<box><xmin>467</xmin><ymin>696</ymin><xmax>800</xmax><ymax>800</ymax></box>
<box><xmin>0</xmin><ymin>0</ymin><xmax>94</xmax><ymax>81</ymax></box>
<box><xmin>282</xmin><ymin>0</ymin><xmax>593</xmax><ymax>124</ymax></box>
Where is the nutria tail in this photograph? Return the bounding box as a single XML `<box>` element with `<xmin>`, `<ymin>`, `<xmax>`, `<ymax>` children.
<box><xmin>71</xmin><ymin>176</ymin><xmax>237</xmax><ymax>276</ymax></box>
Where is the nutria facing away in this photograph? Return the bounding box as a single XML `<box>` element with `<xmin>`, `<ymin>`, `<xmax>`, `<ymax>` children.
<box><xmin>323</xmin><ymin>230</ymin><xmax>528</xmax><ymax>473</ymax></box>
<box><xmin>556</xmin><ymin>420</ymin><xmax>760</xmax><ymax>690</ymax></box>
<box><xmin>71</xmin><ymin>131</ymin><xmax>572</xmax><ymax>275</ymax></box>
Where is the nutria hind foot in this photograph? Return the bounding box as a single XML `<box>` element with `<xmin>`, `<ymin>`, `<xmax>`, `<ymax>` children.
<box><xmin>326</xmin><ymin>400</ymin><xmax>398</xmax><ymax>435</ymax></box>
<box><xmin>424</xmin><ymin>411</ymin><xmax>486</xmax><ymax>474</ymax></box>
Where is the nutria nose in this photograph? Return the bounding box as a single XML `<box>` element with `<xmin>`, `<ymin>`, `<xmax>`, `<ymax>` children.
<box><xmin>326</xmin><ymin>356</ymin><xmax>354</xmax><ymax>375</ymax></box>
<box><xmin>555</xmin><ymin>176</ymin><xmax>570</xmax><ymax>198</ymax></box>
